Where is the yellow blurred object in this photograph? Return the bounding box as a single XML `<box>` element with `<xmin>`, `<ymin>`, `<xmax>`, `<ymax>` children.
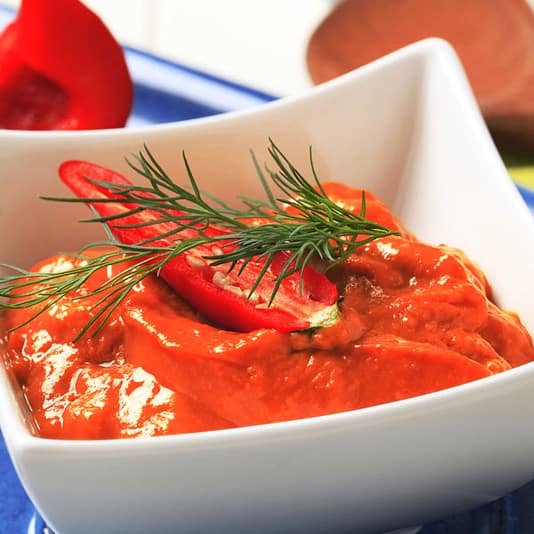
<box><xmin>508</xmin><ymin>166</ymin><xmax>534</xmax><ymax>190</ymax></box>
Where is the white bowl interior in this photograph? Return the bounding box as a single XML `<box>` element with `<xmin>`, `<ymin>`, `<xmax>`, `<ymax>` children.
<box><xmin>0</xmin><ymin>38</ymin><xmax>534</xmax><ymax>534</ymax></box>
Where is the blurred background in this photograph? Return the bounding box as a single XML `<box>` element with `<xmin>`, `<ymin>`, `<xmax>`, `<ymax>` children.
<box><xmin>0</xmin><ymin>0</ymin><xmax>336</xmax><ymax>96</ymax></box>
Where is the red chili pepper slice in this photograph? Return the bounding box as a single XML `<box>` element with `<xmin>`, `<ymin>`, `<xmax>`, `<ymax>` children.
<box><xmin>0</xmin><ymin>0</ymin><xmax>133</xmax><ymax>130</ymax></box>
<box><xmin>58</xmin><ymin>161</ymin><xmax>340</xmax><ymax>333</ymax></box>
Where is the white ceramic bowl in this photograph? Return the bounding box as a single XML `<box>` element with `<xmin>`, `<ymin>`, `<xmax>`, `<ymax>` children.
<box><xmin>1</xmin><ymin>39</ymin><xmax>534</xmax><ymax>534</ymax></box>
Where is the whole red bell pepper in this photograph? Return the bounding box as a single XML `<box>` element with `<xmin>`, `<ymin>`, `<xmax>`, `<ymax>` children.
<box><xmin>0</xmin><ymin>0</ymin><xmax>133</xmax><ymax>130</ymax></box>
<box><xmin>58</xmin><ymin>160</ymin><xmax>340</xmax><ymax>333</ymax></box>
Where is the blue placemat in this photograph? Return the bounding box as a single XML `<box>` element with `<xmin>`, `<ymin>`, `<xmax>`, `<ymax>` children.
<box><xmin>0</xmin><ymin>436</ymin><xmax>36</xmax><ymax>532</ymax></box>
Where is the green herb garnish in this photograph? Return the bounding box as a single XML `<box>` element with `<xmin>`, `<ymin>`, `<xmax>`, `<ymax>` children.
<box><xmin>0</xmin><ymin>140</ymin><xmax>397</xmax><ymax>337</ymax></box>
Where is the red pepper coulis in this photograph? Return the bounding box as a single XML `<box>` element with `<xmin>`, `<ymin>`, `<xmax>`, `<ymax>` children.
<box><xmin>3</xmin><ymin>184</ymin><xmax>534</xmax><ymax>439</ymax></box>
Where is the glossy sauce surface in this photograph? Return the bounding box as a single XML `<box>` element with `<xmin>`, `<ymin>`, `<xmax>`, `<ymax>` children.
<box><xmin>4</xmin><ymin>184</ymin><xmax>534</xmax><ymax>439</ymax></box>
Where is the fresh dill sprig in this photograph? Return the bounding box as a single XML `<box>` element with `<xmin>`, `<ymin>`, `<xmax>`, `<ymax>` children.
<box><xmin>0</xmin><ymin>246</ymin><xmax>172</xmax><ymax>339</ymax></box>
<box><xmin>0</xmin><ymin>140</ymin><xmax>398</xmax><ymax>338</ymax></box>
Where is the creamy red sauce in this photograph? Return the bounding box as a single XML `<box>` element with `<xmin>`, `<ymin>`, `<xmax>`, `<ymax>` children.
<box><xmin>3</xmin><ymin>184</ymin><xmax>534</xmax><ymax>439</ymax></box>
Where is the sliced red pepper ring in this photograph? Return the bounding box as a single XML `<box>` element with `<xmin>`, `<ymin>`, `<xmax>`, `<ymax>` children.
<box><xmin>0</xmin><ymin>0</ymin><xmax>133</xmax><ymax>130</ymax></box>
<box><xmin>58</xmin><ymin>160</ymin><xmax>340</xmax><ymax>333</ymax></box>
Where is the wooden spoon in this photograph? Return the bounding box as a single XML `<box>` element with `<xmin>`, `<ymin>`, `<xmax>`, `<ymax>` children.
<box><xmin>306</xmin><ymin>0</ymin><xmax>534</xmax><ymax>153</ymax></box>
